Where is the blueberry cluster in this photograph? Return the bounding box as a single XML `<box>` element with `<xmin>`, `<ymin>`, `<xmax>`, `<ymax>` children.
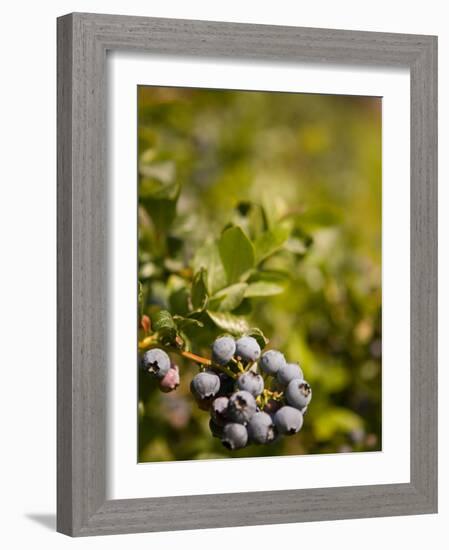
<box><xmin>195</xmin><ymin>336</ymin><xmax>312</xmax><ymax>450</ymax></box>
<box><xmin>141</xmin><ymin>336</ymin><xmax>312</xmax><ymax>450</ymax></box>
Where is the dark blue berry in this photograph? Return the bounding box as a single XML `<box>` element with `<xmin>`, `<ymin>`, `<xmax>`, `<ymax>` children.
<box><xmin>209</xmin><ymin>418</ymin><xmax>224</xmax><ymax>438</ymax></box>
<box><xmin>263</xmin><ymin>399</ymin><xmax>282</xmax><ymax>416</ymax></box>
<box><xmin>216</xmin><ymin>371</ymin><xmax>235</xmax><ymax>396</ymax></box>
<box><xmin>211</xmin><ymin>396</ymin><xmax>229</xmax><ymax>425</ymax></box>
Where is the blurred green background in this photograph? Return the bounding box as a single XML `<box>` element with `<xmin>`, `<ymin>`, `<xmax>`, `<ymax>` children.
<box><xmin>138</xmin><ymin>86</ymin><xmax>382</xmax><ymax>462</ymax></box>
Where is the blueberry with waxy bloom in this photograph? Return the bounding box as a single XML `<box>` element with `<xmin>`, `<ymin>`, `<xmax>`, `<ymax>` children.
<box><xmin>228</xmin><ymin>390</ymin><xmax>257</xmax><ymax>424</ymax></box>
<box><xmin>247</xmin><ymin>411</ymin><xmax>276</xmax><ymax>444</ymax></box>
<box><xmin>285</xmin><ymin>379</ymin><xmax>312</xmax><ymax>410</ymax></box>
<box><xmin>190</xmin><ymin>370</ymin><xmax>221</xmax><ymax>400</ymax></box>
<box><xmin>141</xmin><ymin>348</ymin><xmax>171</xmax><ymax>379</ymax></box>
<box><xmin>235</xmin><ymin>336</ymin><xmax>261</xmax><ymax>363</ymax></box>
<box><xmin>237</xmin><ymin>370</ymin><xmax>264</xmax><ymax>397</ymax></box>
<box><xmin>212</xmin><ymin>336</ymin><xmax>236</xmax><ymax>365</ymax></box>
<box><xmin>221</xmin><ymin>423</ymin><xmax>248</xmax><ymax>450</ymax></box>
<box><xmin>276</xmin><ymin>362</ymin><xmax>303</xmax><ymax>387</ymax></box>
<box><xmin>274</xmin><ymin>406</ymin><xmax>304</xmax><ymax>435</ymax></box>
<box><xmin>259</xmin><ymin>350</ymin><xmax>286</xmax><ymax>375</ymax></box>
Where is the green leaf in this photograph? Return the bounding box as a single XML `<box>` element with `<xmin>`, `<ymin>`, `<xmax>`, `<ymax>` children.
<box><xmin>254</xmin><ymin>225</ymin><xmax>290</xmax><ymax>263</ymax></box>
<box><xmin>150</xmin><ymin>309</ymin><xmax>177</xmax><ymax>343</ymax></box>
<box><xmin>143</xmin><ymin>198</ymin><xmax>177</xmax><ymax>233</ymax></box>
<box><xmin>191</xmin><ymin>268</ymin><xmax>209</xmax><ymax>310</ymax></box>
<box><xmin>245</xmin><ymin>327</ymin><xmax>269</xmax><ymax>349</ymax></box>
<box><xmin>173</xmin><ymin>315</ymin><xmax>204</xmax><ymax>330</ymax></box>
<box><xmin>244</xmin><ymin>281</ymin><xmax>285</xmax><ymax>298</ymax></box>
<box><xmin>284</xmin><ymin>236</ymin><xmax>308</xmax><ymax>256</ymax></box>
<box><xmin>192</xmin><ymin>241</ymin><xmax>227</xmax><ymax>295</ymax></box>
<box><xmin>140</xmin><ymin>179</ymin><xmax>180</xmax><ymax>200</ymax></box>
<box><xmin>219</xmin><ymin>226</ymin><xmax>255</xmax><ymax>284</ymax></box>
<box><xmin>234</xmin><ymin>202</ymin><xmax>269</xmax><ymax>238</ymax></box>
<box><xmin>210</xmin><ymin>283</ymin><xmax>248</xmax><ymax>312</ymax></box>
<box><xmin>206</xmin><ymin>310</ymin><xmax>249</xmax><ymax>336</ymax></box>
<box><xmin>169</xmin><ymin>287</ymin><xmax>190</xmax><ymax>317</ymax></box>
<box><xmin>249</xmin><ymin>269</ymin><xmax>291</xmax><ymax>283</ymax></box>
<box><xmin>296</xmin><ymin>206</ymin><xmax>342</xmax><ymax>228</ymax></box>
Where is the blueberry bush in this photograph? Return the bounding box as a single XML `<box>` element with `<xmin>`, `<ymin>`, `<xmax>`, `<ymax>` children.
<box><xmin>138</xmin><ymin>87</ymin><xmax>382</xmax><ymax>461</ymax></box>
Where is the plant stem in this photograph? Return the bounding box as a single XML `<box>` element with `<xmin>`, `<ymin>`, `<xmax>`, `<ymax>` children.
<box><xmin>138</xmin><ymin>335</ymin><xmax>159</xmax><ymax>349</ymax></box>
<box><xmin>138</xmin><ymin>336</ymin><xmax>237</xmax><ymax>379</ymax></box>
<box><xmin>179</xmin><ymin>350</ymin><xmax>212</xmax><ymax>366</ymax></box>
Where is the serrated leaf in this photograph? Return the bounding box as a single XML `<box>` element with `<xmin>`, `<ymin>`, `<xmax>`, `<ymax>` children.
<box><xmin>245</xmin><ymin>328</ymin><xmax>269</xmax><ymax>349</ymax></box>
<box><xmin>151</xmin><ymin>310</ymin><xmax>177</xmax><ymax>343</ymax></box>
<box><xmin>219</xmin><ymin>226</ymin><xmax>255</xmax><ymax>284</ymax></box>
<box><xmin>192</xmin><ymin>241</ymin><xmax>227</xmax><ymax>295</ymax></box>
<box><xmin>210</xmin><ymin>283</ymin><xmax>248</xmax><ymax>312</ymax></box>
<box><xmin>191</xmin><ymin>268</ymin><xmax>209</xmax><ymax>310</ymax></box>
<box><xmin>244</xmin><ymin>281</ymin><xmax>285</xmax><ymax>298</ymax></box>
<box><xmin>206</xmin><ymin>310</ymin><xmax>249</xmax><ymax>336</ymax></box>
<box><xmin>173</xmin><ymin>315</ymin><xmax>204</xmax><ymax>330</ymax></box>
<box><xmin>254</xmin><ymin>225</ymin><xmax>290</xmax><ymax>264</ymax></box>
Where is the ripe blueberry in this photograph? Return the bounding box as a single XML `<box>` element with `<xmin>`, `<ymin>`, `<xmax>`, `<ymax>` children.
<box><xmin>285</xmin><ymin>379</ymin><xmax>312</xmax><ymax>410</ymax></box>
<box><xmin>259</xmin><ymin>350</ymin><xmax>286</xmax><ymax>375</ymax></box>
<box><xmin>221</xmin><ymin>423</ymin><xmax>248</xmax><ymax>450</ymax></box>
<box><xmin>263</xmin><ymin>398</ymin><xmax>282</xmax><ymax>416</ymax></box>
<box><xmin>276</xmin><ymin>362</ymin><xmax>303</xmax><ymax>387</ymax></box>
<box><xmin>212</xmin><ymin>336</ymin><xmax>236</xmax><ymax>365</ymax></box>
<box><xmin>211</xmin><ymin>396</ymin><xmax>229</xmax><ymax>425</ymax></box>
<box><xmin>216</xmin><ymin>371</ymin><xmax>235</xmax><ymax>396</ymax></box>
<box><xmin>235</xmin><ymin>336</ymin><xmax>261</xmax><ymax>363</ymax></box>
<box><xmin>237</xmin><ymin>370</ymin><xmax>264</xmax><ymax>397</ymax></box>
<box><xmin>228</xmin><ymin>390</ymin><xmax>257</xmax><ymax>424</ymax></box>
<box><xmin>274</xmin><ymin>406</ymin><xmax>304</xmax><ymax>435</ymax></box>
<box><xmin>247</xmin><ymin>411</ymin><xmax>276</xmax><ymax>444</ymax></box>
<box><xmin>159</xmin><ymin>364</ymin><xmax>180</xmax><ymax>393</ymax></box>
<box><xmin>209</xmin><ymin>417</ymin><xmax>225</xmax><ymax>438</ymax></box>
<box><xmin>190</xmin><ymin>370</ymin><xmax>221</xmax><ymax>400</ymax></box>
<box><xmin>141</xmin><ymin>348</ymin><xmax>171</xmax><ymax>379</ymax></box>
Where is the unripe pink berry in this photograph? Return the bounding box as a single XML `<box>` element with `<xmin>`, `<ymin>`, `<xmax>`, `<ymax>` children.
<box><xmin>159</xmin><ymin>364</ymin><xmax>180</xmax><ymax>393</ymax></box>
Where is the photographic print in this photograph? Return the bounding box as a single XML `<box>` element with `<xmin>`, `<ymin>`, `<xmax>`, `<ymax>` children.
<box><xmin>137</xmin><ymin>86</ymin><xmax>381</xmax><ymax>462</ymax></box>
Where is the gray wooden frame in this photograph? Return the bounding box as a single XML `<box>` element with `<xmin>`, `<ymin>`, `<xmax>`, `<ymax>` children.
<box><xmin>57</xmin><ymin>12</ymin><xmax>438</xmax><ymax>537</ymax></box>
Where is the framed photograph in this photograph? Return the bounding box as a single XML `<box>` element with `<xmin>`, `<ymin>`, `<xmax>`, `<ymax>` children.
<box><xmin>57</xmin><ymin>13</ymin><xmax>437</xmax><ymax>536</ymax></box>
